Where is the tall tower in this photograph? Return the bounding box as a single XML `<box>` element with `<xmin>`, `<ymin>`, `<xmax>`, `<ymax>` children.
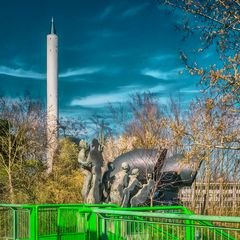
<box><xmin>47</xmin><ymin>18</ymin><xmax>58</xmax><ymax>173</ymax></box>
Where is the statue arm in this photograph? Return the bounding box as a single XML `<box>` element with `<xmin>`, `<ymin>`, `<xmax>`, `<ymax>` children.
<box><xmin>79</xmin><ymin>154</ymin><xmax>92</xmax><ymax>171</ymax></box>
<box><xmin>138</xmin><ymin>181</ymin><xmax>143</xmax><ymax>188</ymax></box>
<box><xmin>78</xmin><ymin>150</ymin><xmax>86</xmax><ymax>163</ymax></box>
<box><xmin>123</xmin><ymin>175</ymin><xmax>129</xmax><ymax>188</ymax></box>
<box><xmin>79</xmin><ymin>160</ymin><xmax>91</xmax><ymax>167</ymax></box>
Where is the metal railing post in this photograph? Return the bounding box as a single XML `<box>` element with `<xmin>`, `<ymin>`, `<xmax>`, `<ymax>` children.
<box><xmin>13</xmin><ymin>209</ymin><xmax>18</xmax><ymax>240</ymax></box>
<box><xmin>185</xmin><ymin>219</ymin><xmax>193</xmax><ymax>240</ymax></box>
<box><xmin>87</xmin><ymin>210</ymin><xmax>99</xmax><ymax>240</ymax></box>
<box><xmin>29</xmin><ymin>206</ymin><xmax>37</xmax><ymax>240</ymax></box>
<box><xmin>184</xmin><ymin>207</ymin><xmax>194</xmax><ymax>240</ymax></box>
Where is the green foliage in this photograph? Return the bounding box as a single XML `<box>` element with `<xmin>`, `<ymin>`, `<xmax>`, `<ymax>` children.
<box><xmin>35</xmin><ymin>138</ymin><xmax>84</xmax><ymax>204</ymax></box>
<box><xmin>0</xmin><ymin>98</ymin><xmax>84</xmax><ymax>204</ymax></box>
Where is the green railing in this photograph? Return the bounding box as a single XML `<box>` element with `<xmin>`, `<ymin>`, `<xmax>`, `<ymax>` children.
<box><xmin>95</xmin><ymin>208</ymin><xmax>240</xmax><ymax>240</ymax></box>
<box><xmin>0</xmin><ymin>204</ymin><xmax>239</xmax><ymax>240</ymax></box>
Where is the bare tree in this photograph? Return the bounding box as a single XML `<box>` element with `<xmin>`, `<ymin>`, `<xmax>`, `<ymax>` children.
<box><xmin>158</xmin><ymin>0</ymin><xmax>240</xmax><ymax>54</ymax></box>
<box><xmin>0</xmin><ymin>97</ymin><xmax>47</xmax><ymax>203</ymax></box>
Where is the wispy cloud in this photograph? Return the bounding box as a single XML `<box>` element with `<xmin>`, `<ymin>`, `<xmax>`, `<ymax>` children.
<box><xmin>70</xmin><ymin>85</ymin><xmax>139</xmax><ymax>107</ymax></box>
<box><xmin>119</xmin><ymin>83</ymin><xmax>166</xmax><ymax>94</ymax></box>
<box><xmin>179</xmin><ymin>88</ymin><xmax>200</xmax><ymax>94</ymax></box>
<box><xmin>12</xmin><ymin>56</ymin><xmax>27</xmax><ymax>68</ymax></box>
<box><xmin>141</xmin><ymin>67</ymin><xmax>183</xmax><ymax>80</ymax></box>
<box><xmin>202</xmin><ymin>51</ymin><xmax>214</xmax><ymax>59</ymax></box>
<box><xmin>151</xmin><ymin>54</ymin><xmax>176</xmax><ymax>62</ymax></box>
<box><xmin>59</xmin><ymin>67</ymin><xmax>102</xmax><ymax>78</ymax></box>
<box><xmin>0</xmin><ymin>65</ymin><xmax>102</xmax><ymax>80</ymax></box>
<box><xmin>70</xmin><ymin>83</ymin><xmax>166</xmax><ymax>107</ymax></box>
<box><xmin>122</xmin><ymin>3</ymin><xmax>148</xmax><ymax>18</ymax></box>
<box><xmin>117</xmin><ymin>84</ymin><xmax>141</xmax><ymax>91</ymax></box>
<box><xmin>99</xmin><ymin>6</ymin><xmax>114</xmax><ymax>20</ymax></box>
<box><xmin>0</xmin><ymin>66</ymin><xmax>45</xmax><ymax>79</ymax></box>
<box><xmin>70</xmin><ymin>92</ymin><xmax>124</xmax><ymax>107</ymax></box>
<box><xmin>149</xmin><ymin>84</ymin><xmax>166</xmax><ymax>92</ymax></box>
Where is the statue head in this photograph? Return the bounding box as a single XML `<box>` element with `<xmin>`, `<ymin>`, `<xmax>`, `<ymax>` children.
<box><xmin>79</xmin><ymin>139</ymin><xmax>88</xmax><ymax>149</ymax></box>
<box><xmin>147</xmin><ymin>173</ymin><xmax>153</xmax><ymax>180</ymax></box>
<box><xmin>121</xmin><ymin>162</ymin><xmax>130</xmax><ymax>172</ymax></box>
<box><xmin>131</xmin><ymin>168</ymin><xmax>140</xmax><ymax>177</ymax></box>
<box><xmin>107</xmin><ymin>162</ymin><xmax>114</xmax><ymax>171</ymax></box>
<box><xmin>92</xmin><ymin>138</ymin><xmax>99</xmax><ymax>149</ymax></box>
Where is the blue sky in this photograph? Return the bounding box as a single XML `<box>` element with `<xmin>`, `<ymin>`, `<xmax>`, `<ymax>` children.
<box><xmin>0</xmin><ymin>0</ymin><xmax>216</xmax><ymax>120</ymax></box>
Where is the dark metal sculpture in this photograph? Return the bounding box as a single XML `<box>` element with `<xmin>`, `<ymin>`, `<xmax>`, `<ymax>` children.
<box><xmin>79</xmin><ymin>140</ymin><xmax>202</xmax><ymax>206</ymax></box>
<box><xmin>110</xmin><ymin>149</ymin><xmax>167</xmax><ymax>182</ymax></box>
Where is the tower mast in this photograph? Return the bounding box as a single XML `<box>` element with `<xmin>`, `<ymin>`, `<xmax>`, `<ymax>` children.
<box><xmin>47</xmin><ymin>17</ymin><xmax>58</xmax><ymax>173</ymax></box>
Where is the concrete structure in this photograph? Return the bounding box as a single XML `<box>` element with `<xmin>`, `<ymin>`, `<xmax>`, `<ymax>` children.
<box><xmin>47</xmin><ymin>18</ymin><xmax>58</xmax><ymax>173</ymax></box>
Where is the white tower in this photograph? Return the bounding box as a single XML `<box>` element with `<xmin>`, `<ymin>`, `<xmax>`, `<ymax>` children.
<box><xmin>47</xmin><ymin>18</ymin><xmax>58</xmax><ymax>173</ymax></box>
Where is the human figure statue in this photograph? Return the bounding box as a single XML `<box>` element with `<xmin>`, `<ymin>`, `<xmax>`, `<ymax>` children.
<box><xmin>130</xmin><ymin>173</ymin><xmax>155</xmax><ymax>207</ymax></box>
<box><xmin>121</xmin><ymin>168</ymin><xmax>143</xmax><ymax>207</ymax></box>
<box><xmin>110</xmin><ymin>162</ymin><xmax>130</xmax><ymax>205</ymax></box>
<box><xmin>86</xmin><ymin>166</ymin><xmax>97</xmax><ymax>204</ymax></box>
<box><xmin>83</xmin><ymin>139</ymin><xmax>104</xmax><ymax>203</ymax></box>
<box><xmin>102</xmin><ymin>162</ymin><xmax>114</xmax><ymax>203</ymax></box>
<box><xmin>78</xmin><ymin>140</ymin><xmax>91</xmax><ymax>202</ymax></box>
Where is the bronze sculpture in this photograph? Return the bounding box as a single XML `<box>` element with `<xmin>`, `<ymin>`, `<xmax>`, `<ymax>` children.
<box><xmin>79</xmin><ymin>139</ymin><xmax>202</xmax><ymax>206</ymax></box>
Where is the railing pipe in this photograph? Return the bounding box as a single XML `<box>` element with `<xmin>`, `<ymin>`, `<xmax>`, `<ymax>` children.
<box><xmin>94</xmin><ymin>209</ymin><xmax>240</xmax><ymax>223</ymax></box>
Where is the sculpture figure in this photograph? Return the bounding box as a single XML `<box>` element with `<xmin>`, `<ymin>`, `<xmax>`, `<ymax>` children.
<box><xmin>86</xmin><ymin>166</ymin><xmax>97</xmax><ymax>204</ymax></box>
<box><xmin>78</xmin><ymin>140</ymin><xmax>91</xmax><ymax>201</ymax></box>
<box><xmin>102</xmin><ymin>162</ymin><xmax>114</xmax><ymax>202</ymax></box>
<box><xmin>79</xmin><ymin>139</ymin><xmax>202</xmax><ymax>206</ymax></box>
<box><xmin>89</xmin><ymin>139</ymin><xmax>104</xmax><ymax>203</ymax></box>
<box><xmin>131</xmin><ymin>173</ymin><xmax>155</xmax><ymax>207</ymax></box>
<box><xmin>121</xmin><ymin>168</ymin><xmax>142</xmax><ymax>207</ymax></box>
<box><xmin>110</xmin><ymin>162</ymin><xmax>130</xmax><ymax>205</ymax></box>
<box><xmin>80</xmin><ymin>139</ymin><xmax>104</xmax><ymax>203</ymax></box>
<box><xmin>110</xmin><ymin>149</ymin><xmax>202</xmax><ymax>205</ymax></box>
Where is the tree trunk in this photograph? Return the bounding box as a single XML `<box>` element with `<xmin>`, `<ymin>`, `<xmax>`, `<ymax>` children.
<box><xmin>8</xmin><ymin>172</ymin><xmax>15</xmax><ymax>203</ymax></box>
